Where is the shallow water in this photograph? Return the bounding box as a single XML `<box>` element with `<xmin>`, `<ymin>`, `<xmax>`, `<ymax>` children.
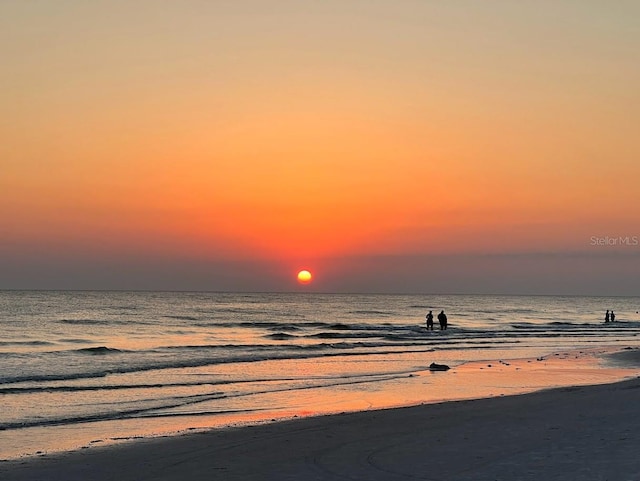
<box><xmin>1</xmin><ymin>291</ymin><xmax>639</xmax><ymax>459</ymax></box>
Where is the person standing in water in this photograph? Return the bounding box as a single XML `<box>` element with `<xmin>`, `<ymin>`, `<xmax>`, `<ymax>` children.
<box><xmin>605</xmin><ymin>310</ymin><xmax>610</xmax><ymax>323</ymax></box>
<box><xmin>437</xmin><ymin>310</ymin><xmax>448</xmax><ymax>330</ymax></box>
<box><xmin>425</xmin><ymin>310</ymin><xmax>434</xmax><ymax>330</ymax></box>
<box><xmin>611</xmin><ymin>310</ymin><xmax>616</xmax><ymax>322</ymax></box>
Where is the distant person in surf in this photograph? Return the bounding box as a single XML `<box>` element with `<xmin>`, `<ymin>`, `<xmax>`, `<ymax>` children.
<box><xmin>605</xmin><ymin>310</ymin><xmax>610</xmax><ymax>323</ymax></box>
<box><xmin>438</xmin><ymin>310</ymin><xmax>448</xmax><ymax>330</ymax></box>
<box><xmin>425</xmin><ymin>310</ymin><xmax>434</xmax><ymax>330</ymax></box>
<box><xmin>611</xmin><ymin>311</ymin><xmax>616</xmax><ymax>322</ymax></box>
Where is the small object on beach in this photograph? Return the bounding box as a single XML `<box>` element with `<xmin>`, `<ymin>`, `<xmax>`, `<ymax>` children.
<box><xmin>429</xmin><ymin>362</ymin><xmax>450</xmax><ymax>371</ymax></box>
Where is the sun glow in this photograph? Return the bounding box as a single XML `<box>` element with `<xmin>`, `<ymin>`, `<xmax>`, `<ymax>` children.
<box><xmin>297</xmin><ymin>270</ymin><xmax>312</xmax><ymax>284</ymax></box>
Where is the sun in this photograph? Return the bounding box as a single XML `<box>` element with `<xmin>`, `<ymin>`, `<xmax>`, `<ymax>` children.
<box><xmin>297</xmin><ymin>270</ymin><xmax>312</xmax><ymax>285</ymax></box>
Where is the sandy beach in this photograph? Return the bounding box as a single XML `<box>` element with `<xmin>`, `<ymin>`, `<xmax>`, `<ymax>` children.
<box><xmin>2</xmin><ymin>374</ymin><xmax>639</xmax><ymax>481</ymax></box>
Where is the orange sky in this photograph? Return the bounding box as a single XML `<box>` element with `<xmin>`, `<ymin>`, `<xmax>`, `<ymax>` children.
<box><xmin>1</xmin><ymin>1</ymin><xmax>639</xmax><ymax>293</ymax></box>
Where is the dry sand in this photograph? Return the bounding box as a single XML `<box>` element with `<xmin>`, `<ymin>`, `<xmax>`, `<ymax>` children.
<box><xmin>1</xmin><ymin>375</ymin><xmax>639</xmax><ymax>481</ymax></box>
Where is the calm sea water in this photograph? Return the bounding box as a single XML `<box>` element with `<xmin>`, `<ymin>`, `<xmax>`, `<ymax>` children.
<box><xmin>1</xmin><ymin>291</ymin><xmax>640</xmax><ymax>458</ymax></box>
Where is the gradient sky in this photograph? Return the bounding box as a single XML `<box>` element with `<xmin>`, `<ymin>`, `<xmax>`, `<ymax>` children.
<box><xmin>1</xmin><ymin>1</ymin><xmax>639</xmax><ymax>294</ymax></box>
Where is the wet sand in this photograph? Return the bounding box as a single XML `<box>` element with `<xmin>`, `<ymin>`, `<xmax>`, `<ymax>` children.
<box><xmin>2</xmin><ymin>374</ymin><xmax>639</xmax><ymax>481</ymax></box>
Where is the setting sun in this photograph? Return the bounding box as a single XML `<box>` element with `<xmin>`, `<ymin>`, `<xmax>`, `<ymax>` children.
<box><xmin>297</xmin><ymin>270</ymin><xmax>312</xmax><ymax>285</ymax></box>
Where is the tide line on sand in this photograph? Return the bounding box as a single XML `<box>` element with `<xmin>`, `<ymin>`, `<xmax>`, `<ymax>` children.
<box><xmin>1</xmin><ymin>374</ymin><xmax>639</xmax><ymax>481</ymax></box>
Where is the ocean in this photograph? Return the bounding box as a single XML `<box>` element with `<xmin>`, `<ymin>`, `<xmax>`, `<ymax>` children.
<box><xmin>1</xmin><ymin>291</ymin><xmax>639</xmax><ymax>459</ymax></box>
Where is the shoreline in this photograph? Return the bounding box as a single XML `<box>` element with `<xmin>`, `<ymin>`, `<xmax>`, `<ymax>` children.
<box><xmin>2</xmin><ymin>375</ymin><xmax>639</xmax><ymax>480</ymax></box>
<box><xmin>2</xmin><ymin>346</ymin><xmax>639</xmax><ymax>461</ymax></box>
<box><xmin>1</xmin><ymin>347</ymin><xmax>640</xmax><ymax>479</ymax></box>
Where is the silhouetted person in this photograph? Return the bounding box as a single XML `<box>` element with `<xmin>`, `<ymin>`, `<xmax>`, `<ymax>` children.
<box><xmin>425</xmin><ymin>310</ymin><xmax>434</xmax><ymax>330</ymax></box>
<box><xmin>611</xmin><ymin>310</ymin><xmax>616</xmax><ymax>322</ymax></box>
<box><xmin>437</xmin><ymin>310</ymin><xmax>448</xmax><ymax>330</ymax></box>
<box><xmin>605</xmin><ymin>310</ymin><xmax>610</xmax><ymax>323</ymax></box>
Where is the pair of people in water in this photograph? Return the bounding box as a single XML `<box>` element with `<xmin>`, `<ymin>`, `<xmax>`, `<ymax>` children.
<box><xmin>425</xmin><ymin>310</ymin><xmax>447</xmax><ymax>330</ymax></box>
<box><xmin>605</xmin><ymin>310</ymin><xmax>616</xmax><ymax>322</ymax></box>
